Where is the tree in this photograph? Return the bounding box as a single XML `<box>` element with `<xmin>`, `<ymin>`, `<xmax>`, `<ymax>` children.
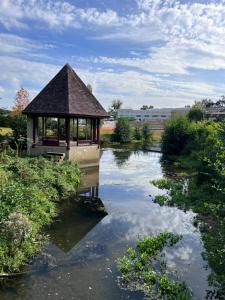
<box><xmin>142</xmin><ymin>123</ymin><xmax>153</xmax><ymax>142</ymax></box>
<box><xmin>114</xmin><ymin>117</ymin><xmax>131</xmax><ymax>143</ymax></box>
<box><xmin>0</xmin><ymin>108</ymin><xmax>11</xmax><ymax>127</ymax></box>
<box><xmin>87</xmin><ymin>84</ymin><xmax>93</xmax><ymax>93</ymax></box>
<box><xmin>109</xmin><ymin>99</ymin><xmax>123</xmax><ymax>119</ymax></box>
<box><xmin>11</xmin><ymin>88</ymin><xmax>30</xmax><ymax>116</ymax></box>
<box><xmin>133</xmin><ymin>124</ymin><xmax>142</xmax><ymax>140</ymax></box>
<box><xmin>140</xmin><ymin>105</ymin><xmax>154</xmax><ymax>110</ymax></box>
<box><xmin>188</xmin><ymin>107</ymin><xmax>204</xmax><ymax>122</ymax></box>
<box><xmin>111</xmin><ymin>99</ymin><xmax>122</xmax><ymax>110</ymax></box>
<box><xmin>10</xmin><ymin>88</ymin><xmax>29</xmax><ymax>139</ymax></box>
<box><xmin>194</xmin><ymin>99</ymin><xmax>214</xmax><ymax>110</ymax></box>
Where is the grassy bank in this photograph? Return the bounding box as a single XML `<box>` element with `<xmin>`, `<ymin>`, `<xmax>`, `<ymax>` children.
<box><xmin>0</xmin><ymin>150</ymin><xmax>80</xmax><ymax>274</ymax></box>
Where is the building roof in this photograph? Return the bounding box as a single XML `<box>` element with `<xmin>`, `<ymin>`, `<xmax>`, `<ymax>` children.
<box><xmin>118</xmin><ymin>107</ymin><xmax>190</xmax><ymax>114</ymax></box>
<box><xmin>23</xmin><ymin>64</ymin><xmax>108</xmax><ymax>118</ymax></box>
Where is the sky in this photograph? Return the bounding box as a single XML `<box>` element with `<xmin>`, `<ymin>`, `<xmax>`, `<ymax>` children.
<box><xmin>1</xmin><ymin>0</ymin><xmax>225</xmax><ymax>110</ymax></box>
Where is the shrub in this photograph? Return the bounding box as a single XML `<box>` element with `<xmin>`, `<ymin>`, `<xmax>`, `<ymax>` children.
<box><xmin>0</xmin><ymin>151</ymin><xmax>80</xmax><ymax>273</ymax></box>
<box><xmin>142</xmin><ymin>123</ymin><xmax>153</xmax><ymax>142</ymax></box>
<box><xmin>133</xmin><ymin>124</ymin><xmax>142</xmax><ymax>140</ymax></box>
<box><xmin>114</xmin><ymin>118</ymin><xmax>131</xmax><ymax>143</ymax></box>
<box><xmin>162</xmin><ymin>117</ymin><xmax>218</xmax><ymax>158</ymax></box>
<box><xmin>161</xmin><ymin>116</ymin><xmax>190</xmax><ymax>155</ymax></box>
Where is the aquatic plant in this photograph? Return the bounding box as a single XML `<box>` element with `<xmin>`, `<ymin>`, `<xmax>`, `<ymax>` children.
<box><xmin>117</xmin><ymin>232</ymin><xmax>191</xmax><ymax>299</ymax></box>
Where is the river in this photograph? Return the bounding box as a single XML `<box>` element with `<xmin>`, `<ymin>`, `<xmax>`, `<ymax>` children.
<box><xmin>0</xmin><ymin>148</ymin><xmax>212</xmax><ymax>299</ymax></box>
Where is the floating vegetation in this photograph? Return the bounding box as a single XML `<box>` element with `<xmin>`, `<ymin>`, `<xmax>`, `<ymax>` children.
<box><xmin>117</xmin><ymin>232</ymin><xmax>192</xmax><ymax>299</ymax></box>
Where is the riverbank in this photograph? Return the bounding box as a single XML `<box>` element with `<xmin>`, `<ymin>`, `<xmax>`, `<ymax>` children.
<box><xmin>152</xmin><ymin>156</ymin><xmax>225</xmax><ymax>298</ymax></box>
<box><xmin>0</xmin><ymin>150</ymin><xmax>80</xmax><ymax>274</ymax></box>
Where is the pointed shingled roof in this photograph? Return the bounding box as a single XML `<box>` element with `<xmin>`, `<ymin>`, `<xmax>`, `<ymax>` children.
<box><xmin>23</xmin><ymin>64</ymin><xmax>108</xmax><ymax>118</ymax></box>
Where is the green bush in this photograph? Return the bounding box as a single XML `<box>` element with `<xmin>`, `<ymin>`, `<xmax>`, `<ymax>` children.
<box><xmin>162</xmin><ymin>117</ymin><xmax>218</xmax><ymax>159</ymax></box>
<box><xmin>114</xmin><ymin>117</ymin><xmax>131</xmax><ymax>143</ymax></box>
<box><xmin>142</xmin><ymin>123</ymin><xmax>153</xmax><ymax>142</ymax></box>
<box><xmin>133</xmin><ymin>124</ymin><xmax>142</xmax><ymax>140</ymax></box>
<box><xmin>0</xmin><ymin>152</ymin><xmax>80</xmax><ymax>273</ymax></box>
<box><xmin>161</xmin><ymin>117</ymin><xmax>190</xmax><ymax>156</ymax></box>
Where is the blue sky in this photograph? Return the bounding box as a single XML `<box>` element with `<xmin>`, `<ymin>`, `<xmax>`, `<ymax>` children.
<box><xmin>1</xmin><ymin>0</ymin><xmax>225</xmax><ymax>110</ymax></box>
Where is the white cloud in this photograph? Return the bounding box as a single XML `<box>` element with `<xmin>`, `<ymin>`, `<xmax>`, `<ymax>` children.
<box><xmin>0</xmin><ymin>33</ymin><xmax>54</xmax><ymax>56</ymax></box>
<box><xmin>1</xmin><ymin>55</ymin><xmax>223</xmax><ymax>110</ymax></box>
<box><xmin>0</xmin><ymin>56</ymin><xmax>59</xmax><ymax>108</ymax></box>
<box><xmin>1</xmin><ymin>0</ymin><xmax>225</xmax><ymax>75</ymax></box>
<box><xmin>1</xmin><ymin>0</ymin><xmax>225</xmax><ymax>108</ymax></box>
<box><xmin>0</xmin><ymin>0</ymin><xmax>122</xmax><ymax>30</ymax></box>
<box><xmin>89</xmin><ymin>0</ymin><xmax>225</xmax><ymax>74</ymax></box>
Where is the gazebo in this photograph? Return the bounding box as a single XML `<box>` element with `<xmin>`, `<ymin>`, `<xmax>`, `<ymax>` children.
<box><xmin>23</xmin><ymin>64</ymin><xmax>108</xmax><ymax>167</ymax></box>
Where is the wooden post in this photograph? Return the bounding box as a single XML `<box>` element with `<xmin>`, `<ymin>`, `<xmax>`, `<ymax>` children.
<box><xmin>43</xmin><ymin>117</ymin><xmax>46</xmax><ymax>139</ymax></box>
<box><xmin>93</xmin><ymin>119</ymin><xmax>96</xmax><ymax>142</ymax></box>
<box><xmin>32</xmin><ymin>116</ymin><xmax>36</xmax><ymax>147</ymax></box>
<box><xmin>85</xmin><ymin>118</ymin><xmax>88</xmax><ymax>141</ymax></box>
<box><xmin>57</xmin><ymin>118</ymin><xmax>60</xmax><ymax>143</ymax></box>
<box><xmin>90</xmin><ymin>119</ymin><xmax>93</xmax><ymax>144</ymax></box>
<box><xmin>97</xmin><ymin>119</ymin><xmax>100</xmax><ymax>146</ymax></box>
<box><xmin>96</xmin><ymin>185</ymin><xmax>99</xmax><ymax>198</ymax></box>
<box><xmin>66</xmin><ymin>117</ymin><xmax>70</xmax><ymax>150</ymax></box>
<box><xmin>77</xmin><ymin>118</ymin><xmax>79</xmax><ymax>146</ymax></box>
<box><xmin>42</xmin><ymin>117</ymin><xmax>45</xmax><ymax>140</ymax></box>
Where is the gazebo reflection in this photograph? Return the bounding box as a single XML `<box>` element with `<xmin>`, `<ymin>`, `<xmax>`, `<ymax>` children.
<box><xmin>47</xmin><ymin>167</ymin><xmax>106</xmax><ymax>253</ymax></box>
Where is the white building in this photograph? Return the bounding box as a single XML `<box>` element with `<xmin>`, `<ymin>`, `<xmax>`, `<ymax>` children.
<box><xmin>117</xmin><ymin>107</ymin><xmax>190</xmax><ymax>121</ymax></box>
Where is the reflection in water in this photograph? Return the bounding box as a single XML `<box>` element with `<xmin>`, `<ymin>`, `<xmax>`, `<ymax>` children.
<box><xmin>48</xmin><ymin>167</ymin><xmax>107</xmax><ymax>253</ymax></box>
<box><xmin>0</xmin><ymin>148</ymin><xmax>212</xmax><ymax>300</ymax></box>
<box><xmin>112</xmin><ymin>149</ymin><xmax>133</xmax><ymax>167</ymax></box>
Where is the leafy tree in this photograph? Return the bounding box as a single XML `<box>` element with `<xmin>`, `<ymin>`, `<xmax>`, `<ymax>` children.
<box><xmin>87</xmin><ymin>83</ymin><xmax>93</xmax><ymax>93</ymax></box>
<box><xmin>188</xmin><ymin>107</ymin><xmax>204</xmax><ymax>122</ymax></box>
<box><xmin>203</xmin><ymin>120</ymin><xmax>225</xmax><ymax>190</ymax></box>
<box><xmin>140</xmin><ymin>105</ymin><xmax>154</xmax><ymax>110</ymax></box>
<box><xmin>215</xmin><ymin>95</ymin><xmax>225</xmax><ymax>108</ymax></box>
<box><xmin>109</xmin><ymin>99</ymin><xmax>123</xmax><ymax>119</ymax></box>
<box><xmin>111</xmin><ymin>99</ymin><xmax>123</xmax><ymax>110</ymax></box>
<box><xmin>10</xmin><ymin>114</ymin><xmax>27</xmax><ymax>139</ymax></box>
<box><xmin>142</xmin><ymin>123</ymin><xmax>153</xmax><ymax>142</ymax></box>
<box><xmin>0</xmin><ymin>108</ymin><xmax>11</xmax><ymax>127</ymax></box>
<box><xmin>11</xmin><ymin>88</ymin><xmax>30</xmax><ymax>116</ymax></box>
<box><xmin>133</xmin><ymin>124</ymin><xmax>142</xmax><ymax>140</ymax></box>
<box><xmin>194</xmin><ymin>98</ymin><xmax>214</xmax><ymax>109</ymax></box>
<box><xmin>114</xmin><ymin>117</ymin><xmax>131</xmax><ymax>143</ymax></box>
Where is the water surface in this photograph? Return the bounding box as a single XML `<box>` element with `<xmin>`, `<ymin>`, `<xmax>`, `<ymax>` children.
<box><xmin>0</xmin><ymin>148</ymin><xmax>211</xmax><ymax>299</ymax></box>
